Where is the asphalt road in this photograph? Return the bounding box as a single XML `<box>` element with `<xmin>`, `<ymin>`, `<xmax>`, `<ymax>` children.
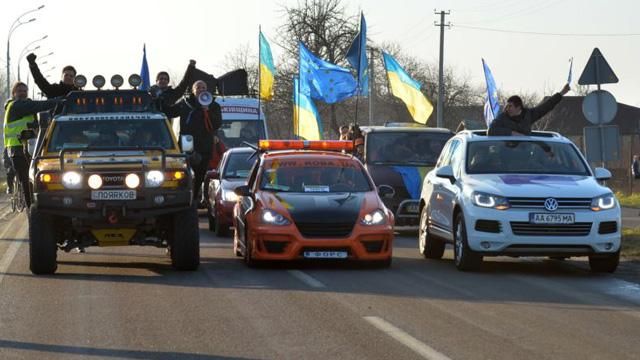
<box><xmin>1</xmin><ymin>206</ymin><xmax>639</xmax><ymax>359</ymax></box>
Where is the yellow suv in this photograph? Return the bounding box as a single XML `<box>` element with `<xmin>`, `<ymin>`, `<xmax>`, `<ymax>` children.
<box><xmin>28</xmin><ymin>78</ymin><xmax>198</xmax><ymax>274</ymax></box>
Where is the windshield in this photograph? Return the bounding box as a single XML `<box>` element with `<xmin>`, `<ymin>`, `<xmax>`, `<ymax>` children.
<box><xmin>466</xmin><ymin>140</ymin><xmax>590</xmax><ymax>175</ymax></box>
<box><xmin>366</xmin><ymin>131</ymin><xmax>451</xmax><ymax>166</ymax></box>
<box><xmin>47</xmin><ymin>119</ymin><xmax>174</xmax><ymax>152</ymax></box>
<box><xmin>218</xmin><ymin>120</ymin><xmax>266</xmax><ymax>148</ymax></box>
<box><xmin>259</xmin><ymin>159</ymin><xmax>372</xmax><ymax>193</ymax></box>
<box><xmin>223</xmin><ymin>152</ymin><xmax>256</xmax><ymax>179</ymax></box>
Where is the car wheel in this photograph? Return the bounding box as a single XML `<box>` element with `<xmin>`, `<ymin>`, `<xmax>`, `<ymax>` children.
<box><xmin>214</xmin><ymin>216</ymin><xmax>230</xmax><ymax>237</ymax></box>
<box><xmin>243</xmin><ymin>230</ymin><xmax>258</xmax><ymax>268</ymax></box>
<box><xmin>170</xmin><ymin>204</ymin><xmax>200</xmax><ymax>271</ymax></box>
<box><xmin>29</xmin><ymin>205</ymin><xmax>58</xmax><ymax>275</ymax></box>
<box><xmin>453</xmin><ymin>212</ymin><xmax>482</xmax><ymax>271</ymax></box>
<box><xmin>588</xmin><ymin>251</ymin><xmax>619</xmax><ymax>273</ymax></box>
<box><xmin>418</xmin><ymin>206</ymin><xmax>445</xmax><ymax>259</ymax></box>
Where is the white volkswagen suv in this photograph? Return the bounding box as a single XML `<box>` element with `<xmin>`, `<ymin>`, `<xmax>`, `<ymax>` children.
<box><xmin>418</xmin><ymin>130</ymin><xmax>621</xmax><ymax>272</ymax></box>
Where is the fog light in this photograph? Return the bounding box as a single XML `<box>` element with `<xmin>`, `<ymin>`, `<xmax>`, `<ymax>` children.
<box><xmin>88</xmin><ymin>174</ymin><xmax>103</xmax><ymax>189</ymax></box>
<box><xmin>63</xmin><ymin>197</ymin><xmax>73</xmax><ymax>206</ymax></box>
<box><xmin>125</xmin><ymin>173</ymin><xmax>140</xmax><ymax>188</ymax></box>
<box><xmin>154</xmin><ymin>195</ymin><xmax>165</xmax><ymax>205</ymax></box>
<box><xmin>605</xmin><ymin>242</ymin><xmax>613</xmax><ymax>250</ymax></box>
<box><xmin>481</xmin><ymin>241</ymin><xmax>491</xmax><ymax>249</ymax></box>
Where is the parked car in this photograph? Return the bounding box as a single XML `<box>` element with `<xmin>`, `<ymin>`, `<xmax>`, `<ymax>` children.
<box><xmin>419</xmin><ymin>130</ymin><xmax>621</xmax><ymax>272</ymax></box>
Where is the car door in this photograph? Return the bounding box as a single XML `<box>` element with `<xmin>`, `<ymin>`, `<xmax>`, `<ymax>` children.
<box><xmin>427</xmin><ymin>140</ymin><xmax>457</xmax><ymax>240</ymax></box>
<box><xmin>439</xmin><ymin>140</ymin><xmax>465</xmax><ymax>235</ymax></box>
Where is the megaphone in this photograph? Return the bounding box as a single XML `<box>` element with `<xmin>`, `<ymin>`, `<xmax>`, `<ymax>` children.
<box><xmin>198</xmin><ymin>91</ymin><xmax>213</xmax><ymax>107</ymax></box>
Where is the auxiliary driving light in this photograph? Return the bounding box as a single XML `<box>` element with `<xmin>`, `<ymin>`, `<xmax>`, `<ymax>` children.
<box><xmin>88</xmin><ymin>174</ymin><xmax>103</xmax><ymax>190</ymax></box>
<box><xmin>74</xmin><ymin>74</ymin><xmax>87</xmax><ymax>88</ymax></box>
<box><xmin>111</xmin><ymin>74</ymin><xmax>124</xmax><ymax>89</ymax></box>
<box><xmin>92</xmin><ymin>75</ymin><xmax>106</xmax><ymax>89</ymax></box>
<box><xmin>62</xmin><ymin>171</ymin><xmax>82</xmax><ymax>189</ymax></box>
<box><xmin>128</xmin><ymin>74</ymin><xmax>142</xmax><ymax>88</ymax></box>
<box><xmin>125</xmin><ymin>173</ymin><xmax>140</xmax><ymax>189</ymax></box>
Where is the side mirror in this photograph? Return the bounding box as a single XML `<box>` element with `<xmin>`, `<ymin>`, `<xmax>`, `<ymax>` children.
<box><xmin>234</xmin><ymin>185</ymin><xmax>252</xmax><ymax>197</ymax></box>
<box><xmin>435</xmin><ymin>165</ymin><xmax>456</xmax><ymax>184</ymax></box>
<box><xmin>377</xmin><ymin>185</ymin><xmax>395</xmax><ymax>198</ymax></box>
<box><xmin>206</xmin><ymin>169</ymin><xmax>219</xmax><ymax>180</ymax></box>
<box><xmin>181</xmin><ymin>135</ymin><xmax>194</xmax><ymax>153</ymax></box>
<box><xmin>594</xmin><ymin>167</ymin><xmax>611</xmax><ymax>181</ymax></box>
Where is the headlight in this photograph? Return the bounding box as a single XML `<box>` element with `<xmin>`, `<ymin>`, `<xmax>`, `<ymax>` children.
<box><xmin>125</xmin><ymin>173</ymin><xmax>140</xmax><ymax>189</ymax></box>
<box><xmin>591</xmin><ymin>193</ymin><xmax>616</xmax><ymax>211</ymax></box>
<box><xmin>222</xmin><ymin>189</ymin><xmax>238</xmax><ymax>202</ymax></box>
<box><xmin>261</xmin><ymin>209</ymin><xmax>290</xmax><ymax>226</ymax></box>
<box><xmin>472</xmin><ymin>192</ymin><xmax>510</xmax><ymax>210</ymax></box>
<box><xmin>62</xmin><ymin>171</ymin><xmax>82</xmax><ymax>189</ymax></box>
<box><xmin>87</xmin><ymin>174</ymin><xmax>103</xmax><ymax>189</ymax></box>
<box><xmin>361</xmin><ymin>209</ymin><xmax>386</xmax><ymax>226</ymax></box>
<box><xmin>145</xmin><ymin>170</ymin><xmax>164</xmax><ymax>188</ymax></box>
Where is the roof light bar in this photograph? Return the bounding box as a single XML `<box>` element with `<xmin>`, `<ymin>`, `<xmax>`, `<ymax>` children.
<box><xmin>258</xmin><ymin>140</ymin><xmax>354</xmax><ymax>152</ymax></box>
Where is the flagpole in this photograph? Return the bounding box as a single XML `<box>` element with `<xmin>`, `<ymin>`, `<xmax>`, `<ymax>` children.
<box><xmin>258</xmin><ymin>25</ymin><xmax>262</xmax><ymax>140</ymax></box>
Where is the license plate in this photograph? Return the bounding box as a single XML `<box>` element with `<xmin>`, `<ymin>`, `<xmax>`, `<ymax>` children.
<box><xmin>530</xmin><ymin>213</ymin><xmax>575</xmax><ymax>224</ymax></box>
<box><xmin>303</xmin><ymin>251</ymin><xmax>348</xmax><ymax>259</ymax></box>
<box><xmin>91</xmin><ymin>190</ymin><xmax>137</xmax><ymax>201</ymax></box>
<box><xmin>406</xmin><ymin>204</ymin><xmax>419</xmax><ymax>213</ymax></box>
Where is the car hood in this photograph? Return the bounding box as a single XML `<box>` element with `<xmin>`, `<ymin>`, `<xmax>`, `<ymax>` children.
<box><xmin>463</xmin><ymin>174</ymin><xmax>611</xmax><ymax>198</ymax></box>
<box><xmin>260</xmin><ymin>192</ymin><xmax>380</xmax><ymax>224</ymax></box>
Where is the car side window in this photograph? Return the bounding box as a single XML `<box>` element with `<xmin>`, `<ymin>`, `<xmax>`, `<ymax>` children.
<box><xmin>450</xmin><ymin>141</ymin><xmax>464</xmax><ymax>176</ymax></box>
<box><xmin>435</xmin><ymin>141</ymin><xmax>452</xmax><ymax>168</ymax></box>
<box><xmin>438</xmin><ymin>139</ymin><xmax>460</xmax><ymax>168</ymax></box>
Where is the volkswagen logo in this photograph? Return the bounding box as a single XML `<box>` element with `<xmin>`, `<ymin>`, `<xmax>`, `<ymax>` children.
<box><xmin>544</xmin><ymin>198</ymin><xmax>559</xmax><ymax>212</ymax></box>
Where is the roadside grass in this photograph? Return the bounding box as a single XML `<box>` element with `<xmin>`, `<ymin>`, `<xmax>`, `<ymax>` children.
<box><xmin>616</xmin><ymin>191</ymin><xmax>640</xmax><ymax>208</ymax></box>
<box><xmin>622</xmin><ymin>227</ymin><xmax>640</xmax><ymax>259</ymax></box>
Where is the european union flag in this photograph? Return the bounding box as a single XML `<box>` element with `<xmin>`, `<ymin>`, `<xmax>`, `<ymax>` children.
<box><xmin>299</xmin><ymin>42</ymin><xmax>357</xmax><ymax>104</ymax></box>
<box><xmin>345</xmin><ymin>12</ymin><xmax>368</xmax><ymax>96</ymax></box>
<box><xmin>482</xmin><ymin>59</ymin><xmax>500</xmax><ymax>127</ymax></box>
<box><xmin>140</xmin><ymin>44</ymin><xmax>151</xmax><ymax>91</ymax></box>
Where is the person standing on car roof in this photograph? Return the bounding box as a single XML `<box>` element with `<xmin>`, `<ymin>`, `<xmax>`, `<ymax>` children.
<box><xmin>27</xmin><ymin>53</ymin><xmax>78</xmax><ymax>98</ymax></box>
<box><xmin>488</xmin><ymin>83</ymin><xmax>570</xmax><ymax>136</ymax></box>
<box><xmin>3</xmin><ymin>82</ymin><xmax>63</xmax><ymax>207</ymax></box>
<box><xmin>165</xmin><ymin>80</ymin><xmax>222</xmax><ymax>201</ymax></box>
<box><xmin>150</xmin><ymin>60</ymin><xmax>196</xmax><ymax>111</ymax></box>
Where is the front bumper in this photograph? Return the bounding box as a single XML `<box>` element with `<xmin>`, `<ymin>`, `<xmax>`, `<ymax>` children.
<box><xmin>388</xmin><ymin>199</ymin><xmax>420</xmax><ymax>227</ymax></box>
<box><xmin>462</xmin><ymin>205</ymin><xmax>621</xmax><ymax>256</ymax></box>
<box><xmin>247</xmin><ymin>223</ymin><xmax>394</xmax><ymax>261</ymax></box>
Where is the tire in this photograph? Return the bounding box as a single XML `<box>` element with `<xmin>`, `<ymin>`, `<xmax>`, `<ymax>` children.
<box><xmin>29</xmin><ymin>205</ymin><xmax>57</xmax><ymax>275</ymax></box>
<box><xmin>214</xmin><ymin>216</ymin><xmax>230</xmax><ymax>237</ymax></box>
<box><xmin>243</xmin><ymin>230</ymin><xmax>258</xmax><ymax>268</ymax></box>
<box><xmin>589</xmin><ymin>251</ymin><xmax>619</xmax><ymax>273</ymax></box>
<box><xmin>170</xmin><ymin>205</ymin><xmax>200</xmax><ymax>271</ymax></box>
<box><xmin>207</xmin><ymin>206</ymin><xmax>215</xmax><ymax>231</ymax></box>
<box><xmin>418</xmin><ymin>206</ymin><xmax>445</xmax><ymax>259</ymax></box>
<box><xmin>453</xmin><ymin>212</ymin><xmax>482</xmax><ymax>271</ymax></box>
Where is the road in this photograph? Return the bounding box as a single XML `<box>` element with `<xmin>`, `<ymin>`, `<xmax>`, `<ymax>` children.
<box><xmin>0</xmin><ymin>206</ymin><xmax>639</xmax><ymax>359</ymax></box>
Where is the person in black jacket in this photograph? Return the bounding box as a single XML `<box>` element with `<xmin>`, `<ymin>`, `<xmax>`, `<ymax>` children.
<box><xmin>26</xmin><ymin>53</ymin><xmax>78</xmax><ymax>99</ymax></box>
<box><xmin>150</xmin><ymin>60</ymin><xmax>196</xmax><ymax>111</ymax></box>
<box><xmin>632</xmin><ymin>155</ymin><xmax>640</xmax><ymax>179</ymax></box>
<box><xmin>165</xmin><ymin>80</ymin><xmax>222</xmax><ymax>200</ymax></box>
<box><xmin>488</xmin><ymin>84</ymin><xmax>570</xmax><ymax>136</ymax></box>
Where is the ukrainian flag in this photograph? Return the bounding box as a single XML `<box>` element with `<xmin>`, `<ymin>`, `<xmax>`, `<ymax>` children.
<box><xmin>382</xmin><ymin>52</ymin><xmax>434</xmax><ymax>124</ymax></box>
<box><xmin>293</xmin><ymin>77</ymin><xmax>322</xmax><ymax>140</ymax></box>
<box><xmin>259</xmin><ymin>31</ymin><xmax>275</xmax><ymax>101</ymax></box>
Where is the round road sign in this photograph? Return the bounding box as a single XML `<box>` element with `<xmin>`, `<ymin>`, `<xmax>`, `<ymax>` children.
<box><xmin>582</xmin><ymin>90</ymin><xmax>617</xmax><ymax>125</ymax></box>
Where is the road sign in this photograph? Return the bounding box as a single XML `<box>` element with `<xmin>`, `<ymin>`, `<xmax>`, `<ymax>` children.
<box><xmin>583</xmin><ymin>125</ymin><xmax>620</xmax><ymax>162</ymax></box>
<box><xmin>578</xmin><ymin>48</ymin><xmax>618</xmax><ymax>85</ymax></box>
<box><xmin>582</xmin><ymin>90</ymin><xmax>618</xmax><ymax>125</ymax></box>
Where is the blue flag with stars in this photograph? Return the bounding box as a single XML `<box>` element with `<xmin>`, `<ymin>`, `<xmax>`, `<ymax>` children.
<box><xmin>482</xmin><ymin>58</ymin><xmax>500</xmax><ymax>127</ymax></box>
<box><xmin>299</xmin><ymin>42</ymin><xmax>357</xmax><ymax>104</ymax></box>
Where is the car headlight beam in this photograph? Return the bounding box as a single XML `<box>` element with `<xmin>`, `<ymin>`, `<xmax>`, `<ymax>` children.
<box><xmin>145</xmin><ymin>170</ymin><xmax>164</xmax><ymax>188</ymax></box>
<box><xmin>261</xmin><ymin>209</ymin><xmax>290</xmax><ymax>226</ymax></box>
<box><xmin>591</xmin><ymin>193</ymin><xmax>616</xmax><ymax>211</ymax></box>
<box><xmin>125</xmin><ymin>173</ymin><xmax>141</xmax><ymax>189</ymax></box>
<box><xmin>62</xmin><ymin>171</ymin><xmax>83</xmax><ymax>189</ymax></box>
<box><xmin>361</xmin><ymin>209</ymin><xmax>386</xmax><ymax>226</ymax></box>
<box><xmin>88</xmin><ymin>174</ymin><xmax>103</xmax><ymax>189</ymax></box>
<box><xmin>472</xmin><ymin>192</ymin><xmax>510</xmax><ymax>210</ymax></box>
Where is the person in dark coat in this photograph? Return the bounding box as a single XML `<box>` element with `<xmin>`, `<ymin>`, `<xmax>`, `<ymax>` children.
<box><xmin>150</xmin><ymin>60</ymin><xmax>196</xmax><ymax>111</ymax></box>
<box><xmin>488</xmin><ymin>84</ymin><xmax>570</xmax><ymax>136</ymax></box>
<box><xmin>165</xmin><ymin>80</ymin><xmax>222</xmax><ymax>201</ymax></box>
<box><xmin>27</xmin><ymin>53</ymin><xmax>78</xmax><ymax>98</ymax></box>
<box><xmin>632</xmin><ymin>155</ymin><xmax>640</xmax><ymax>179</ymax></box>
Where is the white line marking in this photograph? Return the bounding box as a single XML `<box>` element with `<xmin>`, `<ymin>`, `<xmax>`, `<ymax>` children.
<box><xmin>288</xmin><ymin>270</ymin><xmax>326</xmax><ymax>288</ymax></box>
<box><xmin>364</xmin><ymin>316</ymin><xmax>451</xmax><ymax>360</ymax></box>
<box><xmin>0</xmin><ymin>216</ymin><xmax>25</xmax><ymax>285</ymax></box>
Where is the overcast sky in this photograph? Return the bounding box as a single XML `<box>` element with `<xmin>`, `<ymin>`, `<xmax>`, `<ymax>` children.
<box><xmin>3</xmin><ymin>0</ymin><xmax>638</xmax><ymax>106</ymax></box>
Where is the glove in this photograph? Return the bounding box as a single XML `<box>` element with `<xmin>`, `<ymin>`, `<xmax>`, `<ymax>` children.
<box><xmin>26</xmin><ymin>53</ymin><xmax>37</xmax><ymax>64</ymax></box>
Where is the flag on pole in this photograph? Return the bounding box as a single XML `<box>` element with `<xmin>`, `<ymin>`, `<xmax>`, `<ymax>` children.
<box><xmin>299</xmin><ymin>42</ymin><xmax>357</xmax><ymax>104</ymax></box>
<box><xmin>293</xmin><ymin>77</ymin><xmax>322</xmax><ymax>140</ymax></box>
<box><xmin>259</xmin><ymin>31</ymin><xmax>275</xmax><ymax>100</ymax></box>
<box><xmin>345</xmin><ymin>12</ymin><xmax>368</xmax><ymax>96</ymax></box>
<box><xmin>567</xmin><ymin>57</ymin><xmax>573</xmax><ymax>84</ymax></box>
<box><xmin>140</xmin><ymin>44</ymin><xmax>151</xmax><ymax>91</ymax></box>
<box><xmin>482</xmin><ymin>58</ymin><xmax>500</xmax><ymax>127</ymax></box>
<box><xmin>382</xmin><ymin>52</ymin><xmax>433</xmax><ymax>124</ymax></box>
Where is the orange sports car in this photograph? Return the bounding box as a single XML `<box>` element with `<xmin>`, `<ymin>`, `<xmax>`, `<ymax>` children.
<box><xmin>232</xmin><ymin>140</ymin><xmax>394</xmax><ymax>267</ymax></box>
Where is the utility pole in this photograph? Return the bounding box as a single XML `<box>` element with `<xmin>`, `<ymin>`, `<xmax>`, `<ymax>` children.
<box><xmin>368</xmin><ymin>46</ymin><xmax>375</xmax><ymax>126</ymax></box>
<box><xmin>434</xmin><ymin>10</ymin><xmax>450</xmax><ymax>128</ymax></box>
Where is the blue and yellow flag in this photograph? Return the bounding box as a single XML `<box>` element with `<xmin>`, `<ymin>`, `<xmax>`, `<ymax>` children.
<box><xmin>299</xmin><ymin>42</ymin><xmax>356</xmax><ymax>104</ymax></box>
<box><xmin>259</xmin><ymin>31</ymin><xmax>275</xmax><ymax>101</ymax></box>
<box><xmin>382</xmin><ymin>52</ymin><xmax>433</xmax><ymax>124</ymax></box>
<box><xmin>293</xmin><ymin>77</ymin><xmax>322</xmax><ymax>140</ymax></box>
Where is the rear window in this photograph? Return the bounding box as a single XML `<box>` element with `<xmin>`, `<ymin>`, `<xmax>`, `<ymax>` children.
<box><xmin>366</xmin><ymin>131</ymin><xmax>451</xmax><ymax>166</ymax></box>
<box><xmin>259</xmin><ymin>159</ymin><xmax>372</xmax><ymax>193</ymax></box>
<box><xmin>47</xmin><ymin>119</ymin><xmax>174</xmax><ymax>152</ymax></box>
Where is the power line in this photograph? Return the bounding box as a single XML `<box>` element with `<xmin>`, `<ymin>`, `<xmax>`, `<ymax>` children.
<box><xmin>454</xmin><ymin>24</ymin><xmax>640</xmax><ymax>37</ymax></box>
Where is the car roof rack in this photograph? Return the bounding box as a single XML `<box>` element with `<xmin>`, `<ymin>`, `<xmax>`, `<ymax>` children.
<box><xmin>465</xmin><ymin>130</ymin><xmax>562</xmax><ymax>138</ymax></box>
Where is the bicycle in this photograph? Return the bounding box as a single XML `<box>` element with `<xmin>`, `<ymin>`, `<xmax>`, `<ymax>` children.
<box><xmin>10</xmin><ymin>175</ymin><xmax>26</xmax><ymax>213</ymax></box>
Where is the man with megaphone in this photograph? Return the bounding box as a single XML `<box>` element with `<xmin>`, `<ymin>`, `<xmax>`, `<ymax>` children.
<box><xmin>166</xmin><ymin>80</ymin><xmax>222</xmax><ymax>201</ymax></box>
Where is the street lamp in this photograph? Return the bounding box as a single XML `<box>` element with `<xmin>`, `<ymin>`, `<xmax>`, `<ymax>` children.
<box><xmin>17</xmin><ymin>34</ymin><xmax>48</xmax><ymax>81</ymax></box>
<box><xmin>6</xmin><ymin>4</ymin><xmax>45</xmax><ymax>98</ymax></box>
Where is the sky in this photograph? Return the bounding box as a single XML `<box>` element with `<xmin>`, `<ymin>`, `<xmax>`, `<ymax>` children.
<box><xmin>2</xmin><ymin>0</ymin><xmax>638</xmax><ymax>106</ymax></box>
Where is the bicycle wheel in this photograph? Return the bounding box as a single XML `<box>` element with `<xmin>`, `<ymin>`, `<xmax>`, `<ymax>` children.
<box><xmin>10</xmin><ymin>183</ymin><xmax>17</xmax><ymax>213</ymax></box>
<box><xmin>15</xmin><ymin>181</ymin><xmax>26</xmax><ymax>213</ymax></box>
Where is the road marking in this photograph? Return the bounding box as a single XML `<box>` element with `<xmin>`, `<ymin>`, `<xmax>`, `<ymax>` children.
<box><xmin>364</xmin><ymin>316</ymin><xmax>451</xmax><ymax>360</ymax></box>
<box><xmin>0</xmin><ymin>216</ymin><xmax>25</xmax><ymax>286</ymax></box>
<box><xmin>288</xmin><ymin>270</ymin><xmax>326</xmax><ymax>288</ymax></box>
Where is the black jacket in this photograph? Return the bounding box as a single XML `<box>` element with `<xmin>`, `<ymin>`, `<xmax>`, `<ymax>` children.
<box><xmin>4</xmin><ymin>98</ymin><xmax>61</xmax><ymax>123</ymax></box>
<box><xmin>166</xmin><ymin>95</ymin><xmax>222</xmax><ymax>154</ymax></box>
<box><xmin>154</xmin><ymin>62</ymin><xmax>196</xmax><ymax>110</ymax></box>
<box><xmin>488</xmin><ymin>93</ymin><xmax>563</xmax><ymax>136</ymax></box>
<box><xmin>28</xmin><ymin>59</ymin><xmax>77</xmax><ymax>99</ymax></box>
<box><xmin>633</xmin><ymin>160</ymin><xmax>640</xmax><ymax>179</ymax></box>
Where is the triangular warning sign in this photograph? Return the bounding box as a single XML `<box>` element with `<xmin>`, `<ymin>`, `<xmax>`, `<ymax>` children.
<box><xmin>578</xmin><ymin>48</ymin><xmax>619</xmax><ymax>85</ymax></box>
